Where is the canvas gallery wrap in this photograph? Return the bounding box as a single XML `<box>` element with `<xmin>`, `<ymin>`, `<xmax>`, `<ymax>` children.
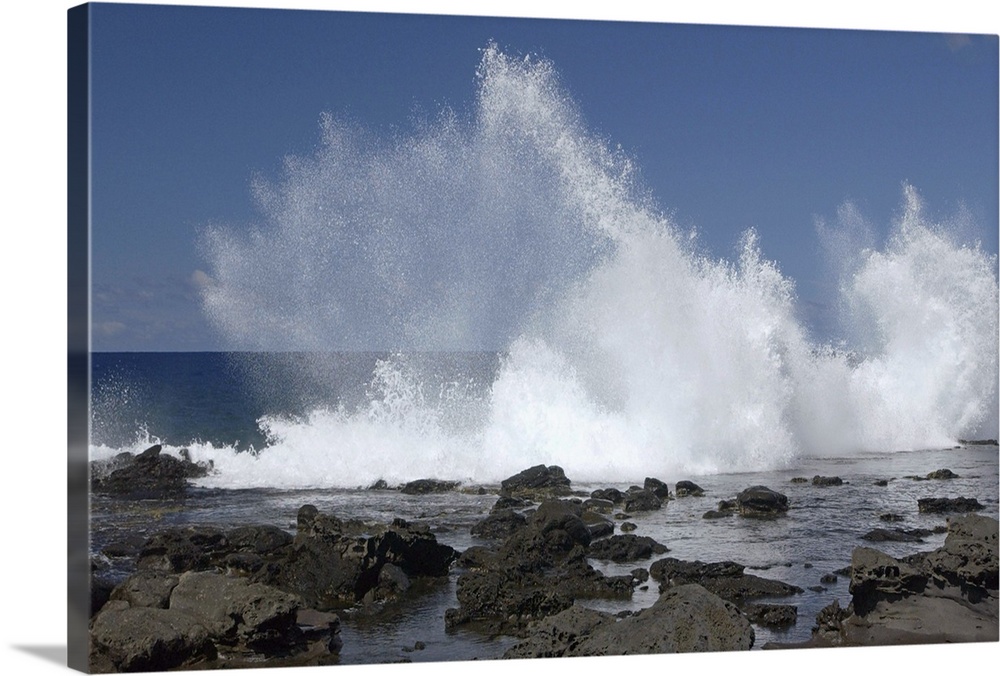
<box><xmin>67</xmin><ymin>2</ymin><xmax>999</xmax><ymax>673</ymax></box>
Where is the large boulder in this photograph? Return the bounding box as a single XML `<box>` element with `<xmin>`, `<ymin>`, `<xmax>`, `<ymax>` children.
<box><xmin>743</xmin><ymin>603</ymin><xmax>797</xmax><ymax>627</ymax></box>
<box><xmin>168</xmin><ymin>571</ymin><xmax>302</xmax><ymax>650</ymax></box>
<box><xmin>136</xmin><ymin>526</ymin><xmax>231</xmax><ymax>573</ymax></box>
<box><xmin>588</xmin><ymin>534</ymin><xmax>668</xmax><ymax>563</ymax></box>
<box><xmin>788</xmin><ymin>515</ymin><xmax>998</xmax><ymax>648</ymax></box>
<box><xmin>623</xmin><ymin>488</ymin><xmax>662</xmax><ymax>512</ymax></box>
<box><xmin>91</xmin><ymin>444</ymin><xmax>211</xmax><ymax>499</ymax></box>
<box><xmin>90</xmin><ymin>600</ymin><xmax>217</xmax><ymax>672</ymax></box>
<box><xmin>590</xmin><ymin>487</ymin><xmax>625</xmax><ymax>504</ymax></box>
<box><xmin>917</xmin><ymin>497</ymin><xmax>983</xmax><ymax>514</ymax></box>
<box><xmin>643</xmin><ymin>477</ymin><xmax>672</xmax><ymax>499</ymax></box>
<box><xmin>109</xmin><ymin>571</ymin><xmax>180</xmax><ymax>609</ymax></box>
<box><xmin>399</xmin><ymin>479</ymin><xmax>459</xmax><ymax>495</ymax></box>
<box><xmin>736</xmin><ymin>486</ymin><xmax>788</xmax><ymax>517</ymax></box>
<box><xmin>90</xmin><ymin>570</ymin><xmax>342</xmax><ymax>672</ymax></box>
<box><xmin>675</xmin><ymin>480</ymin><xmax>704</xmax><ymax>497</ymax></box>
<box><xmin>860</xmin><ymin>528</ymin><xmax>929</xmax><ymax>543</ymax></box>
<box><xmin>262</xmin><ymin>513</ymin><xmax>456</xmax><ymax>609</ymax></box>
<box><xmin>926</xmin><ymin>469</ymin><xmax>960</xmax><ymax>480</ymax></box>
<box><xmin>504</xmin><ymin>583</ymin><xmax>754</xmax><ymax>657</ymax></box>
<box><xmin>500</xmin><ymin>465</ymin><xmax>572</xmax><ymax>498</ymax></box>
<box><xmin>446</xmin><ymin>499</ymin><xmax>635</xmax><ymax>635</ymax></box>
<box><xmin>649</xmin><ymin>557</ymin><xmax>802</xmax><ymax>603</ymax></box>
<box><xmin>919</xmin><ymin>513</ymin><xmax>998</xmax><ymax>592</ymax></box>
<box><xmin>471</xmin><ymin>508</ymin><xmax>528</xmax><ymax>540</ymax></box>
<box><xmin>132</xmin><ymin>507</ymin><xmax>455</xmax><ymax>612</ymax></box>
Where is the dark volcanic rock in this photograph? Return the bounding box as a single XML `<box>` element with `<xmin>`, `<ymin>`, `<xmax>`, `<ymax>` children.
<box><xmin>675</xmin><ymin>480</ymin><xmax>704</xmax><ymax>497</ymax></box>
<box><xmin>649</xmin><ymin>557</ymin><xmax>802</xmax><ymax>603</ymax></box>
<box><xmin>169</xmin><ymin>571</ymin><xmax>302</xmax><ymax>650</ymax></box>
<box><xmin>133</xmin><ymin>507</ymin><xmax>455</xmax><ymax>612</ymax></box>
<box><xmin>90</xmin><ymin>601</ymin><xmax>217</xmax><ymax>672</ymax></box>
<box><xmin>136</xmin><ymin>526</ymin><xmax>230</xmax><ymax>573</ymax></box>
<box><xmin>926</xmin><ymin>468</ymin><xmax>960</xmax><ymax>480</ymax></box>
<box><xmin>812</xmin><ymin>475</ymin><xmax>843</xmax><ymax>486</ymax></box>
<box><xmin>736</xmin><ymin>486</ymin><xmax>788</xmax><ymax>517</ymax></box>
<box><xmin>262</xmin><ymin>515</ymin><xmax>456</xmax><ymax>609</ymax></box>
<box><xmin>623</xmin><ymin>488</ymin><xmax>662</xmax><ymax>512</ymax></box>
<box><xmin>588</xmin><ymin>534</ymin><xmax>667</xmax><ymax>563</ymax></box>
<box><xmin>619</xmin><ymin>521</ymin><xmax>637</xmax><ymax>532</ymax></box>
<box><xmin>492</xmin><ymin>495</ymin><xmax>532</xmax><ymax>511</ymax></box>
<box><xmin>226</xmin><ymin>525</ymin><xmax>294</xmax><ymax>554</ymax></box>
<box><xmin>503</xmin><ymin>583</ymin><xmax>754</xmax><ymax>657</ymax></box>
<box><xmin>784</xmin><ymin>514</ymin><xmax>998</xmax><ymax>648</ymax></box>
<box><xmin>446</xmin><ymin>499</ymin><xmax>635</xmax><ymax>635</ymax></box>
<box><xmin>585</xmin><ymin>517</ymin><xmax>615</xmax><ymax>540</ymax></box>
<box><xmin>703</xmin><ymin>499</ymin><xmax>739</xmax><ymax>519</ymax></box>
<box><xmin>399</xmin><ymin>479</ymin><xmax>459</xmax><ymax>495</ymax></box>
<box><xmin>743</xmin><ymin>603</ymin><xmax>797</xmax><ymax>627</ymax></box>
<box><xmin>917</xmin><ymin>497</ymin><xmax>983</xmax><ymax>514</ymax></box>
<box><xmin>531</xmin><ymin>500</ymin><xmax>592</xmax><ymax>550</ymax></box>
<box><xmin>861</xmin><ymin>528</ymin><xmax>928</xmax><ymax>543</ymax></box>
<box><xmin>471</xmin><ymin>509</ymin><xmax>527</xmax><ymax>540</ymax></box>
<box><xmin>91</xmin><ymin>576</ymin><xmax>117</xmax><ymax>618</ymax></box>
<box><xmin>643</xmin><ymin>477</ymin><xmax>672</xmax><ymax>499</ymax></box>
<box><xmin>455</xmin><ymin>546</ymin><xmax>497</xmax><ymax>570</ymax></box>
<box><xmin>91</xmin><ymin>444</ymin><xmax>211</xmax><ymax>498</ymax></box>
<box><xmin>500</xmin><ymin>465</ymin><xmax>572</xmax><ymax>498</ymax></box>
<box><xmin>873</xmin><ymin>479</ymin><xmax>889</xmax><ymax>487</ymax></box>
<box><xmin>101</xmin><ymin>534</ymin><xmax>148</xmax><ymax>559</ymax></box>
<box><xmin>879</xmin><ymin>513</ymin><xmax>904</xmax><ymax>522</ymax></box>
<box><xmin>590</xmin><ymin>487</ymin><xmax>625</xmax><ymax>504</ymax></box>
<box><xmin>90</xmin><ymin>569</ymin><xmax>342</xmax><ymax>672</ymax></box>
<box><xmin>919</xmin><ymin>513</ymin><xmax>998</xmax><ymax>592</ymax></box>
<box><xmin>582</xmin><ymin>498</ymin><xmax>615</xmax><ymax>514</ymax></box>
<box><xmin>109</xmin><ymin>571</ymin><xmax>180</xmax><ymax>609</ymax></box>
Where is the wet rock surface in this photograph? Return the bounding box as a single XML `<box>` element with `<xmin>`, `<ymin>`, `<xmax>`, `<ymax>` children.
<box><xmin>675</xmin><ymin>480</ymin><xmax>705</xmax><ymax>497</ymax></box>
<box><xmin>91</xmin><ymin>445</ymin><xmax>211</xmax><ymax>499</ymax></box>
<box><xmin>500</xmin><ymin>465</ymin><xmax>572</xmax><ymax>499</ymax></box>
<box><xmin>90</xmin><ymin>570</ymin><xmax>341</xmax><ymax>672</ymax></box>
<box><xmin>505</xmin><ymin>583</ymin><xmax>754</xmax><ymax>657</ymax></box>
<box><xmin>588</xmin><ymin>534</ymin><xmax>668</xmax><ymax>562</ymax></box>
<box><xmin>623</xmin><ymin>488</ymin><xmax>662</xmax><ymax>512</ymax></box>
<box><xmin>400</xmin><ymin>479</ymin><xmax>460</xmax><ymax>494</ymax></box>
<box><xmin>917</xmin><ymin>497</ymin><xmax>984</xmax><ymax>513</ymax></box>
<box><xmin>861</xmin><ymin>528</ymin><xmax>931</xmax><ymax>543</ymax></box>
<box><xmin>743</xmin><ymin>603</ymin><xmax>797</xmax><ymax>627</ymax></box>
<box><xmin>445</xmin><ymin>499</ymin><xmax>636</xmax><ymax>635</ymax></box>
<box><xmin>643</xmin><ymin>477</ymin><xmax>672</xmax><ymax>499</ymax></box>
<box><xmin>775</xmin><ymin>514</ymin><xmax>999</xmax><ymax>648</ymax></box>
<box><xmin>735</xmin><ymin>486</ymin><xmax>789</xmax><ymax>517</ymax></box>
<box><xmin>649</xmin><ymin>557</ymin><xmax>803</xmax><ymax>603</ymax></box>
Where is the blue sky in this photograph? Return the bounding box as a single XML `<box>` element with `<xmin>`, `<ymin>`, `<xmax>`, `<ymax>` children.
<box><xmin>87</xmin><ymin>2</ymin><xmax>998</xmax><ymax>351</ymax></box>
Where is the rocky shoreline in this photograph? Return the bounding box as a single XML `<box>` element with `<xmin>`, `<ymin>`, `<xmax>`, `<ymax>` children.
<box><xmin>88</xmin><ymin>449</ymin><xmax>999</xmax><ymax>671</ymax></box>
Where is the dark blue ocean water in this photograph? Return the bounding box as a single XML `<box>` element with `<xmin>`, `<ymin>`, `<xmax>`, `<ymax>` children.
<box><xmin>91</xmin><ymin>351</ymin><xmax>501</xmax><ymax>451</ymax></box>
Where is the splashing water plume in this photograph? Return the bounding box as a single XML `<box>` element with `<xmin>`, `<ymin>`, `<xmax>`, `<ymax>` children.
<box><xmin>190</xmin><ymin>45</ymin><xmax>997</xmax><ymax>488</ymax></box>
